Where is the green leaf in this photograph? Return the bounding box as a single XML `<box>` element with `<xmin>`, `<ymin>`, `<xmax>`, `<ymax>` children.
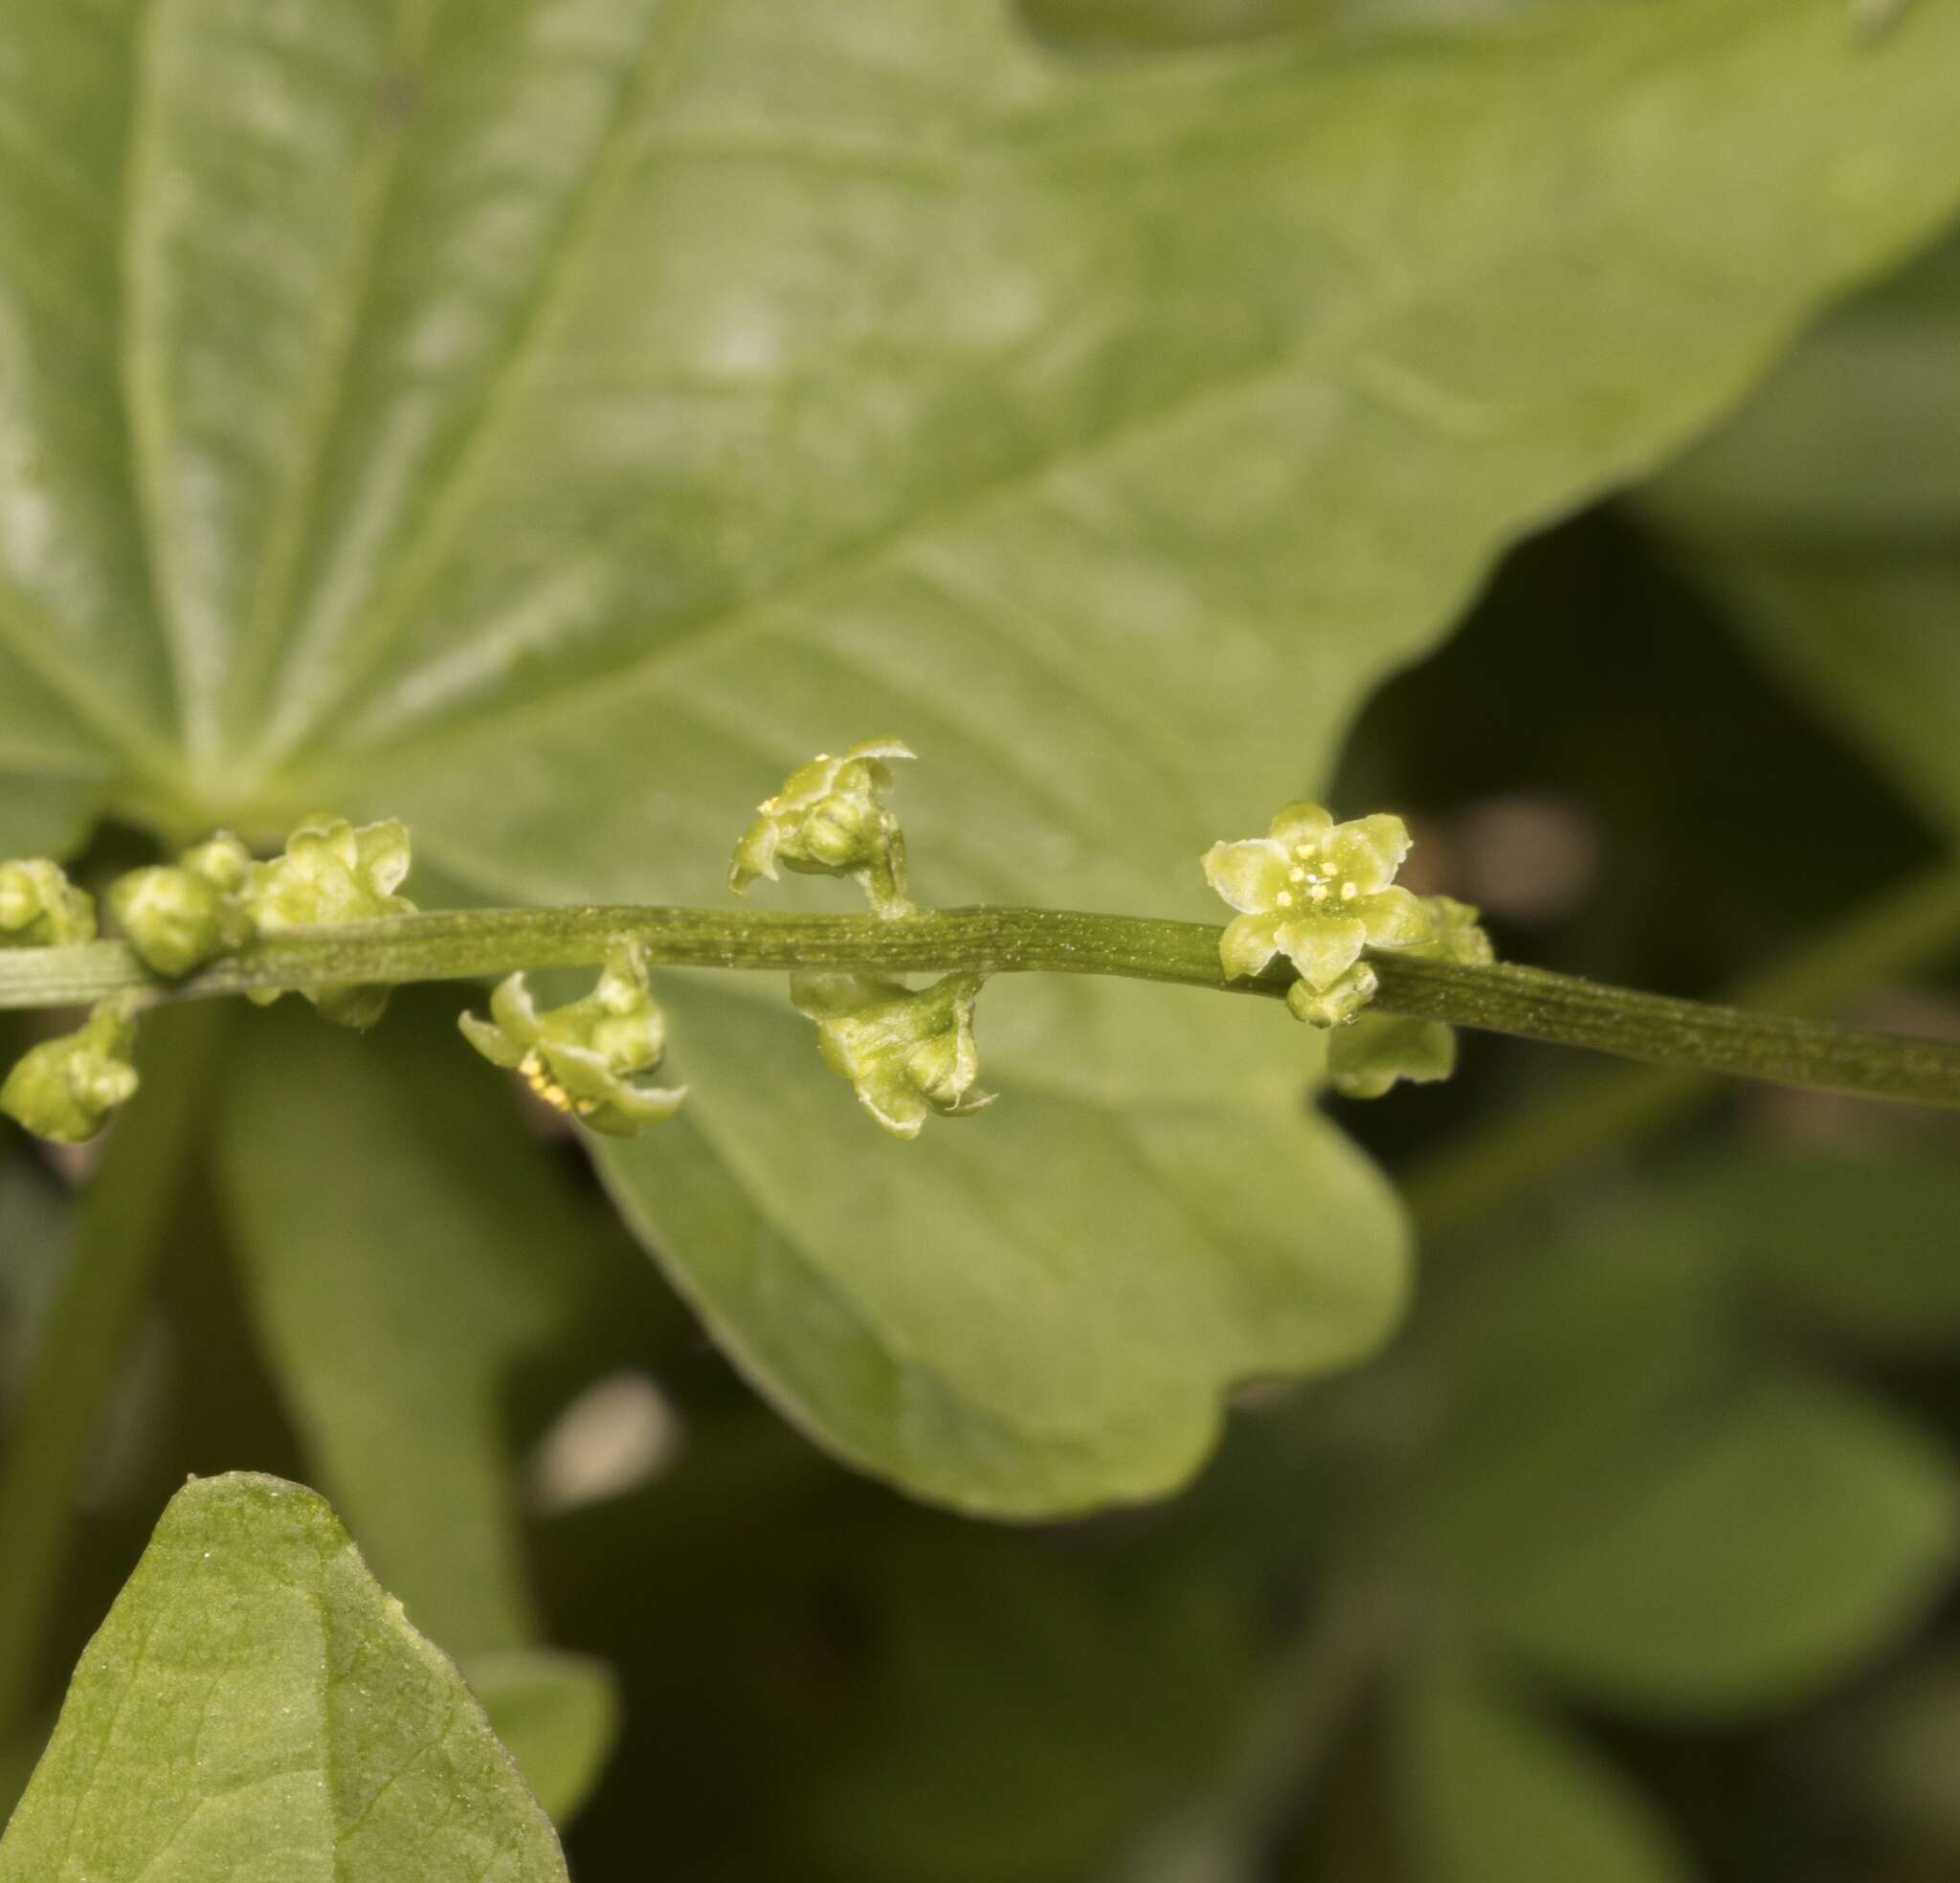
<box><xmin>216</xmin><ymin>996</ymin><xmax>635</xmax><ymax>1653</ymax></box>
<box><xmin>11</xmin><ymin>0</ymin><xmax>1960</xmax><ymax>1511</ymax></box>
<box><xmin>461</xmin><ymin>1649</ymin><xmax>619</xmax><ymax>1830</ymax></box>
<box><xmin>1498</xmin><ymin>1370</ymin><xmax>1958</xmax><ymax>1717</ymax></box>
<box><xmin>1680</xmin><ymin>1149</ymin><xmax>1960</xmax><ymax>1354</ymax></box>
<box><xmin>1646</xmin><ymin>233</ymin><xmax>1960</xmax><ymax>842</ymax></box>
<box><xmin>0</xmin><ymin>1473</ymin><xmax>566</xmax><ymax>1880</ymax></box>
<box><xmin>1397</xmin><ymin>1674</ymin><xmax>1690</xmax><ymax>1883</ymax></box>
<box><xmin>602</xmin><ymin>976</ymin><xmax>1406</xmax><ymax>1514</ymax></box>
<box><xmin>1397</xmin><ymin>1174</ymin><xmax>1960</xmax><ymax>1717</ymax></box>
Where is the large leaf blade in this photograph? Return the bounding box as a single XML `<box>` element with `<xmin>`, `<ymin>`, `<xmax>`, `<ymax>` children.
<box><xmin>0</xmin><ymin>1473</ymin><xmax>566</xmax><ymax>1881</ymax></box>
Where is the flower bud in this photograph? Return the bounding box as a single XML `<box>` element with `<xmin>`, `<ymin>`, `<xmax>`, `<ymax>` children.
<box><xmin>790</xmin><ymin>970</ymin><xmax>992</xmax><ymax>1139</ymax></box>
<box><xmin>1285</xmin><ymin>963</ymin><xmax>1379</xmax><ymax>1030</ymax></box>
<box><xmin>459</xmin><ymin>942</ymin><xmax>684</xmax><ymax>1137</ymax></box>
<box><xmin>0</xmin><ymin>859</ymin><xmax>97</xmax><ymax>948</ymax></box>
<box><xmin>1</xmin><ymin>998</ymin><xmax>140</xmax><ymax>1142</ymax></box>
<box><xmin>730</xmin><ymin>739</ymin><xmax>914</xmax><ymax>918</ymax></box>
<box><xmin>109</xmin><ymin>834</ymin><xmax>256</xmax><ymax>978</ymax></box>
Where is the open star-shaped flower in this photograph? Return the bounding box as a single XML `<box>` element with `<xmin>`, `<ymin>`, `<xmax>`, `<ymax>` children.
<box><xmin>459</xmin><ymin>942</ymin><xmax>685</xmax><ymax>1137</ymax></box>
<box><xmin>1203</xmin><ymin>802</ymin><xmax>1431</xmax><ymax>1001</ymax></box>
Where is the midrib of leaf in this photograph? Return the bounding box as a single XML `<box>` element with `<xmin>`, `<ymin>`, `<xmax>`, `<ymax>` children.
<box><xmin>118</xmin><ymin>0</ymin><xmax>204</xmax><ymax>765</ymax></box>
<box><xmin>215</xmin><ymin>0</ymin><xmax>448</xmax><ymax>766</ymax></box>
<box><xmin>285</xmin><ymin>238</ymin><xmax>1520</xmax><ymax>787</ymax></box>
<box><xmin>242</xmin><ymin>0</ymin><xmax>709</xmax><ymax>778</ymax></box>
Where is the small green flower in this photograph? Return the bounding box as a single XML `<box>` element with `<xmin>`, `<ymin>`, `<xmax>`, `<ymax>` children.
<box><xmin>730</xmin><ymin>739</ymin><xmax>915</xmax><ymax>918</ymax></box>
<box><xmin>1203</xmin><ymin>803</ymin><xmax>1430</xmax><ymax>1012</ymax></box>
<box><xmin>1</xmin><ymin>998</ymin><xmax>141</xmax><ymax>1143</ymax></box>
<box><xmin>109</xmin><ymin>833</ymin><xmax>255</xmax><ymax>978</ymax></box>
<box><xmin>459</xmin><ymin>942</ymin><xmax>685</xmax><ymax>1137</ymax></box>
<box><xmin>241</xmin><ymin>816</ymin><xmax>416</xmax><ymax>1028</ymax></box>
<box><xmin>790</xmin><ymin>969</ymin><xmax>993</xmax><ymax>1139</ymax></box>
<box><xmin>0</xmin><ymin>859</ymin><xmax>97</xmax><ymax>948</ymax></box>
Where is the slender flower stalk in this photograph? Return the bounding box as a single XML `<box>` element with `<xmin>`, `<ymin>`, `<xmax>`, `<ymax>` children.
<box><xmin>2</xmin><ymin>904</ymin><xmax>1957</xmax><ymax>1110</ymax></box>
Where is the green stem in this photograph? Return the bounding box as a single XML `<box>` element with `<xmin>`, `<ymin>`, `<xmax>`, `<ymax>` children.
<box><xmin>4</xmin><ymin>902</ymin><xmax>1960</xmax><ymax>1110</ymax></box>
<box><xmin>1403</xmin><ymin>861</ymin><xmax>1960</xmax><ymax>1235</ymax></box>
<box><xmin>0</xmin><ymin>1003</ymin><xmax>228</xmax><ymax>1733</ymax></box>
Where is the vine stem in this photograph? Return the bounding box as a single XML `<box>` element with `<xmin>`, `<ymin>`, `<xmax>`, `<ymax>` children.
<box><xmin>3</xmin><ymin>903</ymin><xmax>1959</xmax><ymax>1109</ymax></box>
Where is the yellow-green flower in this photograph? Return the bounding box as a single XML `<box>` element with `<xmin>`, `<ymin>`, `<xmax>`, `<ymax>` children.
<box><xmin>1203</xmin><ymin>803</ymin><xmax>1430</xmax><ymax>1005</ymax></box>
<box><xmin>0</xmin><ymin>859</ymin><xmax>96</xmax><ymax>948</ymax></box>
<box><xmin>241</xmin><ymin>816</ymin><xmax>415</xmax><ymax>1028</ymax></box>
<box><xmin>791</xmin><ymin>970</ymin><xmax>992</xmax><ymax>1139</ymax></box>
<box><xmin>1</xmin><ymin>998</ymin><xmax>140</xmax><ymax>1142</ymax></box>
<box><xmin>459</xmin><ymin>942</ymin><xmax>684</xmax><ymax>1137</ymax></box>
<box><xmin>730</xmin><ymin>739</ymin><xmax>914</xmax><ymax>918</ymax></box>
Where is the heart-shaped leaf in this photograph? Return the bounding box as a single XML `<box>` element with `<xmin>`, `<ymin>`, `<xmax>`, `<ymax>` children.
<box><xmin>10</xmin><ymin>0</ymin><xmax>1960</xmax><ymax>1510</ymax></box>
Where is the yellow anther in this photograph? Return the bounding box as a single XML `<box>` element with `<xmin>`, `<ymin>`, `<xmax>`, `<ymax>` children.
<box><xmin>1288</xmin><ymin>866</ymin><xmax>1306</xmax><ymax>883</ymax></box>
<box><xmin>1276</xmin><ymin>891</ymin><xmax>1294</xmax><ymax>907</ymax></box>
<box><xmin>1310</xmin><ymin>883</ymin><xmax>1329</xmax><ymax>903</ymax></box>
<box><xmin>1341</xmin><ymin>881</ymin><xmax>1359</xmax><ymax>900</ymax></box>
<box><xmin>1294</xmin><ymin>844</ymin><xmax>1315</xmax><ymax>860</ymax></box>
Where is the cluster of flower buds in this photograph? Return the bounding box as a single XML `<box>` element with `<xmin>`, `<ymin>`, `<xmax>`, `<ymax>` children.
<box><xmin>0</xmin><ymin>859</ymin><xmax>132</xmax><ymax>1141</ymax></box>
<box><xmin>791</xmin><ymin>970</ymin><xmax>992</xmax><ymax>1139</ymax></box>
<box><xmin>459</xmin><ymin>942</ymin><xmax>685</xmax><ymax>1137</ymax></box>
<box><xmin>240</xmin><ymin>815</ymin><xmax>416</xmax><ymax>1029</ymax></box>
<box><xmin>1203</xmin><ymin>801</ymin><xmax>1494</xmax><ymax>1098</ymax></box>
<box><xmin>730</xmin><ymin>739</ymin><xmax>915</xmax><ymax>919</ymax></box>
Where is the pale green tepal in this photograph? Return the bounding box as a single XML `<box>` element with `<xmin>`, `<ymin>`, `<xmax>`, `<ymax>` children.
<box><xmin>1326</xmin><ymin>894</ymin><xmax>1496</xmax><ymax>1099</ymax></box>
<box><xmin>460</xmin><ymin>942</ymin><xmax>686</xmax><ymax>1137</ymax></box>
<box><xmin>730</xmin><ymin>738</ymin><xmax>915</xmax><ymax>918</ymax></box>
<box><xmin>1</xmin><ymin>998</ymin><xmax>140</xmax><ymax>1142</ymax></box>
<box><xmin>109</xmin><ymin>832</ymin><xmax>255</xmax><ymax>977</ymax></box>
<box><xmin>791</xmin><ymin>970</ymin><xmax>993</xmax><ymax>1139</ymax></box>
<box><xmin>241</xmin><ymin>815</ymin><xmax>416</xmax><ymax>1028</ymax></box>
<box><xmin>1203</xmin><ymin>803</ymin><xmax>1431</xmax><ymax>1019</ymax></box>
<box><xmin>0</xmin><ymin>858</ymin><xmax>96</xmax><ymax>948</ymax></box>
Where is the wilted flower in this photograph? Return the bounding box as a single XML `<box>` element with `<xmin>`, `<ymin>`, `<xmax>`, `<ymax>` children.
<box><xmin>790</xmin><ymin>970</ymin><xmax>992</xmax><ymax>1139</ymax></box>
<box><xmin>241</xmin><ymin>816</ymin><xmax>415</xmax><ymax>1028</ymax></box>
<box><xmin>730</xmin><ymin>739</ymin><xmax>915</xmax><ymax>918</ymax></box>
<box><xmin>459</xmin><ymin>942</ymin><xmax>685</xmax><ymax>1137</ymax></box>
<box><xmin>0</xmin><ymin>859</ymin><xmax>96</xmax><ymax>948</ymax></box>
<box><xmin>1</xmin><ymin>998</ymin><xmax>140</xmax><ymax>1142</ymax></box>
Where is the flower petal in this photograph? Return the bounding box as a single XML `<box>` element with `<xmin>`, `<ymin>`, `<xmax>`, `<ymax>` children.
<box><xmin>1218</xmin><ymin>910</ymin><xmax>1285</xmax><ymax>979</ymax></box>
<box><xmin>1202</xmin><ymin>838</ymin><xmax>1292</xmax><ymax>915</ymax></box>
<box><xmin>1324</xmin><ymin>814</ymin><xmax>1411</xmax><ymax>894</ymax></box>
<box><xmin>1357</xmin><ymin>886</ymin><xmax>1433</xmax><ymax>949</ymax></box>
<box><xmin>1265</xmin><ymin>802</ymin><xmax>1334</xmax><ymax>853</ymax></box>
<box><xmin>1275</xmin><ymin>915</ymin><xmax>1368</xmax><ymax>989</ymax></box>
